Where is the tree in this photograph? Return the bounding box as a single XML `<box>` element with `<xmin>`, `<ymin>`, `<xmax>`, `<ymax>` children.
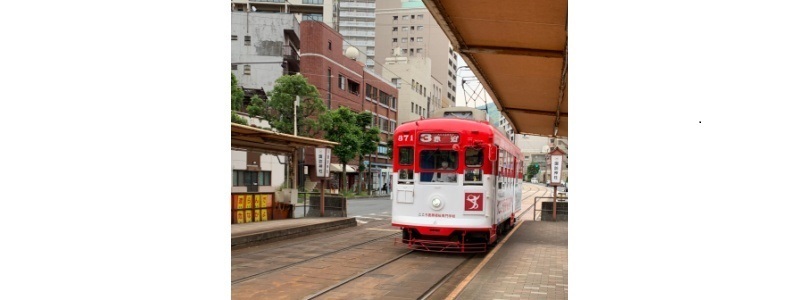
<box><xmin>246</xmin><ymin>74</ymin><xmax>326</xmax><ymax>137</ymax></box>
<box><xmin>355</xmin><ymin>112</ymin><xmax>380</xmax><ymax>194</ymax></box>
<box><xmin>231</xmin><ymin>73</ymin><xmax>248</xmax><ymax>125</ymax></box>
<box><xmin>319</xmin><ymin>107</ymin><xmax>362</xmax><ymax>193</ymax></box>
<box><xmin>526</xmin><ymin>163</ymin><xmax>540</xmax><ymax>181</ymax></box>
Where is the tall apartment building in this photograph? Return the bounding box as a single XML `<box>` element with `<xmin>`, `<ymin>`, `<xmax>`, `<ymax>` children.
<box><xmin>231</xmin><ymin>0</ymin><xmax>335</xmax><ymax>27</ymax></box>
<box><xmin>299</xmin><ymin>21</ymin><xmax>399</xmax><ymax>192</ymax></box>
<box><xmin>337</xmin><ymin>0</ymin><xmax>377</xmax><ymax>69</ymax></box>
<box><xmin>374</xmin><ymin>0</ymin><xmax>457</xmax><ymax>109</ymax></box>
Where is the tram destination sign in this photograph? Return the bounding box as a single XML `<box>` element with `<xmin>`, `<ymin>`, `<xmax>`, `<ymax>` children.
<box><xmin>419</xmin><ymin>133</ymin><xmax>459</xmax><ymax>144</ymax></box>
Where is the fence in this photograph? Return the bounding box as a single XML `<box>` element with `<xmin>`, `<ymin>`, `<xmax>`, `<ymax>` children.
<box><xmin>532</xmin><ymin>195</ymin><xmax>568</xmax><ymax>221</ymax></box>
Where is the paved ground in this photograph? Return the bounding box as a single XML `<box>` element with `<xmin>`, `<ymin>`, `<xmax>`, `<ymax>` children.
<box><xmin>457</xmin><ymin>221</ymin><xmax>568</xmax><ymax>300</ymax></box>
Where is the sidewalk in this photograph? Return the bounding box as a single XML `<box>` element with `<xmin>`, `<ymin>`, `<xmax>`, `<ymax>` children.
<box><xmin>453</xmin><ymin>186</ymin><xmax>568</xmax><ymax>300</ymax></box>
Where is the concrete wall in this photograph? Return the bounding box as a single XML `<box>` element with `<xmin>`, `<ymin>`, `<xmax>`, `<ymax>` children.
<box><xmin>231</xmin><ymin>12</ymin><xmax>299</xmax><ymax>91</ymax></box>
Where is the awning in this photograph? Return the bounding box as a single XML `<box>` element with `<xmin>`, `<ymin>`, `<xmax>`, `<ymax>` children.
<box><xmin>329</xmin><ymin>164</ymin><xmax>358</xmax><ymax>173</ymax></box>
<box><xmin>424</xmin><ymin>0</ymin><xmax>567</xmax><ymax>137</ymax></box>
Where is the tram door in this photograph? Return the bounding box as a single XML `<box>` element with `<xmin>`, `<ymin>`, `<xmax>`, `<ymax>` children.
<box><xmin>490</xmin><ymin>144</ymin><xmax>499</xmax><ymax>227</ymax></box>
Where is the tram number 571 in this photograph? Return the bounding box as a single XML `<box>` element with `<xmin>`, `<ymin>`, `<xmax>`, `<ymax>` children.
<box><xmin>397</xmin><ymin>134</ymin><xmax>414</xmax><ymax>142</ymax></box>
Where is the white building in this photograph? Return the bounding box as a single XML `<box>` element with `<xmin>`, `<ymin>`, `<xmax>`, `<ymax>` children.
<box><xmin>337</xmin><ymin>0</ymin><xmax>377</xmax><ymax>68</ymax></box>
<box><xmin>381</xmin><ymin>56</ymin><xmax>442</xmax><ymax>124</ymax></box>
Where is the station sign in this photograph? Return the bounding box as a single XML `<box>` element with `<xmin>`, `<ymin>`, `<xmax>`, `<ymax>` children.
<box><xmin>315</xmin><ymin>147</ymin><xmax>331</xmax><ymax>178</ymax></box>
<box><xmin>550</xmin><ymin>155</ymin><xmax>562</xmax><ymax>184</ymax></box>
<box><xmin>419</xmin><ymin>133</ymin><xmax>459</xmax><ymax>144</ymax></box>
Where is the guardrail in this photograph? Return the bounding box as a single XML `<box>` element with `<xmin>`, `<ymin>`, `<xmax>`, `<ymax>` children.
<box><xmin>532</xmin><ymin>195</ymin><xmax>568</xmax><ymax>221</ymax></box>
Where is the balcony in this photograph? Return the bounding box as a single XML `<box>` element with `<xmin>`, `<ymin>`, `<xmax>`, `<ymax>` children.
<box><xmin>339</xmin><ymin>2</ymin><xmax>375</xmax><ymax>9</ymax></box>
<box><xmin>340</xmin><ymin>30</ymin><xmax>375</xmax><ymax>37</ymax></box>
<box><xmin>339</xmin><ymin>21</ymin><xmax>375</xmax><ymax>28</ymax></box>
<box><xmin>339</xmin><ymin>11</ymin><xmax>375</xmax><ymax>18</ymax></box>
<box><xmin>283</xmin><ymin>45</ymin><xmax>299</xmax><ymax>62</ymax></box>
<box><xmin>348</xmin><ymin>40</ymin><xmax>375</xmax><ymax>47</ymax></box>
<box><xmin>366</xmin><ymin>50</ymin><xmax>375</xmax><ymax>56</ymax></box>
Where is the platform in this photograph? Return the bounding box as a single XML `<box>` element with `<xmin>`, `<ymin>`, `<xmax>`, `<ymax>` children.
<box><xmin>231</xmin><ymin>217</ymin><xmax>357</xmax><ymax>249</ymax></box>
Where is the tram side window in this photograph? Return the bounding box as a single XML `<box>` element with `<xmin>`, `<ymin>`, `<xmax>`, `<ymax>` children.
<box><xmin>398</xmin><ymin>147</ymin><xmax>415</xmax><ymax>184</ymax></box>
<box><xmin>464</xmin><ymin>147</ymin><xmax>483</xmax><ymax>185</ymax></box>
<box><xmin>399</xmin><ymin>147</ymin><xmax>413</xmax><ymax>165</ymax></box>
<box><xmin>419</xmin><ymin>150</ymin><xmax>457</xmax><ymax>183</ymax></box>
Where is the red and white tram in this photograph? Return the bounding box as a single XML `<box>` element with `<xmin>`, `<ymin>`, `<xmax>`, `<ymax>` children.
<box><xmin>391</xmin><ymin>107</ymin><xmax>524</xmax><ymax>253</ymax></box>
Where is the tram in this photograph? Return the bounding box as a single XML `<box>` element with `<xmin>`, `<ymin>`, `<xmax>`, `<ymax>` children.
<box><xmin>391</xmin><ymin>107</ymin><xmax>523</xmax><ymax>253</ymax></box>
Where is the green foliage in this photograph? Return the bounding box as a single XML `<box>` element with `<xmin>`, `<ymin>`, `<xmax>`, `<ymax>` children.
<box><xmin>231</xmin><ymin>73</ymin><xmax>244</xmax><ymax>111</ymax></box>
<box><xmin>231</xmin><ymin>111</ymin><xmax>248</xmax><ymax>125</ymax></box>
<box><xmin>246</xmin><ymin>74</ymin><xmax>326</xmax><ymax>137</ymax></box>
<box><xmin>353</xmin><ymin>112</ymin><xmax>380</xmax><ymax>193</ymax></box>
<box><xmin>320</xmin><ymin>107</ymin><xmax>363</xmax><ymax>193</ymax></box>
<box><xmin>526</xmin><ymin>163</ymin><xmax>540</xmax><ymax>178</ymax></box>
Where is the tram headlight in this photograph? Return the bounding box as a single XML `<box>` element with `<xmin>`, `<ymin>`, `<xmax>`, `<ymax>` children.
<box><xmin>431</xmin><ymin>198</ymin><xmax>443</xmax><ymax>210</ymax></box>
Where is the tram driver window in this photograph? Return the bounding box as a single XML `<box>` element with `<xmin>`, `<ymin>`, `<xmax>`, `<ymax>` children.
<box><xmin>419</xmin><ymin>150</ymin><xmax>457</xmax><ymax>183</ymax></box>
<box><xmin>464</xmin><ymin>147</ymin><xmax>483</xmax><ymax>185</ymax></box>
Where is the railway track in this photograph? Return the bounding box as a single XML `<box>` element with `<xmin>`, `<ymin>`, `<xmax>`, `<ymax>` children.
<box><xmin>231</xmin><ymin>230</ymin><xmax>400</xmax><ymax>285</ymax></box>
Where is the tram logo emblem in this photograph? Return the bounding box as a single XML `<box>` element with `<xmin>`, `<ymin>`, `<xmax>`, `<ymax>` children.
<box><xmin>465</xmin><ymin>193</ymin><xmax>483</xmax><ymax>211</ymax></box>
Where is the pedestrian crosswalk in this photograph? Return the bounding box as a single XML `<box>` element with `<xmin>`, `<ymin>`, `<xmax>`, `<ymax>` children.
<box><xmin>354</xmin><ymin>212</ymin><xmax>392</xmax><ymax>224</ymax></box>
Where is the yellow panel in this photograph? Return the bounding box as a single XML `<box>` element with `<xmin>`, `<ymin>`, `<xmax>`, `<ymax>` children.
<box><xmin>236</xmin><ymin>195</ymin><xmax>245</xmax><ymax>209</ymax></box>
<box><xmin>261</xmin><ymin>209</ymin><xmax>269</xmax><ymax>221</ymax></box>
<box><xmin>236</xmin><ymin>211</ymin><xmax>244</xmax><ymax>224</ymax></box>
<box><xmin>254</xmin><ymin>195</ymin><xmax>261</xmax><ymax>209</ymax></box>
<box><xmin>245</xmin><ymin>210</ymin><xmax>252</xmax><ymax>223</ymax></box>
<box><xmin>245</xmin><ymin>195</ymin><xmax>253</xmax><ymax>209</ymax></box>
<box><xmin>254</xmin><ymin>210</ymin><xmax>261</xmax><ymax>222</ymax></box>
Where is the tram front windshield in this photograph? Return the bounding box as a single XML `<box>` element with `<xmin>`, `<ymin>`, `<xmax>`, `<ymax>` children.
<box><xmin>420</xmin><ymin>150</ymin><xmax>457</xmax><ymax>183</ymax></box>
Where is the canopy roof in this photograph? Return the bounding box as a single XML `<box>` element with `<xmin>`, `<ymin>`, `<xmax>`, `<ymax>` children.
<box><xmin>424</xmin><ymin>0</ymin><xmax>567</xmax><ymax>137</ymax></box>
<box><xmin>231</xmin><ymin>123</ymin><xmax>337</xmax><ymax>154</ymax></box>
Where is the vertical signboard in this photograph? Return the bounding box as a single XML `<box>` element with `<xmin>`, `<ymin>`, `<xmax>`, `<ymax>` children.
<box><xmin>551</xmin><ymin>155</ymin><xmax>562</xmax><ymax>184</ymax></box>
<box><xmin>315</xmin><ymin>148</ymin><xmax>331</xmax><ymax>178</ymax></box>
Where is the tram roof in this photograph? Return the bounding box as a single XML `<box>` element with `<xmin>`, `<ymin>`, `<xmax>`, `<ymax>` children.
<box><xmin>423</xmin><ymin>0</ymin><xmax>568</xmax><ymax>137</ymax></box>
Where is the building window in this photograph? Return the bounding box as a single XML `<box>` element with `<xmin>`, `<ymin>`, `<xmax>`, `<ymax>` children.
<box><xmin>418</xmin><ymin>37</ymin><xmax>423</xmax><ymax>42</ymax></box>
<box><xmin>401</xmin><ymin>37</ymin><xmax>407</xmax><ymax>43</ymax></box>
<box><xmin>410</xmin><ymin>48</ymin><xmax>415</xmax><ymax>55</ymax></box>
<box><xmin>393</xmin><ymin>27</ymin><xmax>398</xmax><ymax>31</ymax></box>
<box><xmin>244</xmin><ymin>36</ymin><xmax>251</xmax><ymax>46</ymax></box>
<box><xmin>417</xmin><ymin>48</ymin><xmax>424</xmax><ymax>54</ymax></box>
<box><xmin>347</xmin><ymin>79</ymin><xmax>360</xmax><ymax>95</ymax></box>
<box><xmin>244</xmin><ymin>65</ymin><xmax>251</xmax><ymax>75</ymax></box>
<box><xmin>303</xmin><ymin>0</ymin><xmax>323</xmax><ymax>4</ymax></box>
<box><xmin>232</xmin><ymin>170</ymin><xmax>271</xmax><ymax>187</ymax></box>
<box><xmin>410</xmin><ymin>15</ymin><xmax>415</xmax><ymax>20</ymax></box>
<box><xmin>402</xmin><ymin>26</ymin><xmax>409</xmax><ymax>31</ymax></box>
<box><xmin>339</xmin><ymin>75</ymin><xmax>346</xmax><ymax>90</ymax></box>
<box><xmin>402</xmin><ymin>15</ymin><xmax>409</xmax><ymax>20</ymax></box>
<box><xmin>418</xmin><ymin>14</ymin><xmax>424</xmax><ymax>20</ymax></box>
<box><xmin>393</xmin><ymin>16</ymin><xmax>398</xmax><ymax>21</ymax></box>
<box><xmin>392</xmin><ymin>38</ymin><xmax>397</xmax><ymax>43</ymax></box>
<box><xmin>417</xmin><ymin>26</ymin><xmax>423</xmax><ymax>31</ymax></box>
<box><xmin>231</xmin><ymin>64</ymin><xmax>237</xmax><ymax>70</ymax></box>
<box><xmin>402</xmin><ymin>49</ymin><xmax>408</xmax><ymax>54</ymax></box>
<box><xmin>231</xmin><ymin>35</ymin><xmax>238</xmax><ymax>41</ymax></box>
<box><xmin>328</xmin><ymin>40</ymin><xmax>332</xmax><ymax>50</ymax></box>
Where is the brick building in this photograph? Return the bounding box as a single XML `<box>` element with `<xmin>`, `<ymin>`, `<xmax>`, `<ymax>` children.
<box><xmin>300</xmin><ymin>20</ymin><xmax>398</xmax><ymax>193</ymax></box>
